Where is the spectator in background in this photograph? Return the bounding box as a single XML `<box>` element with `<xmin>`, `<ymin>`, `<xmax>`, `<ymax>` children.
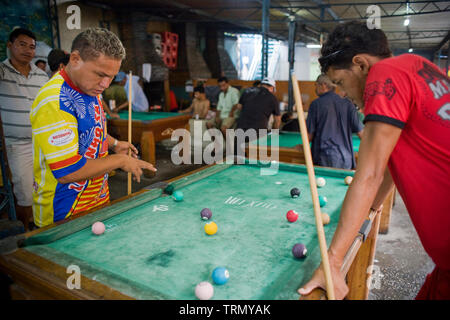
<box><xmin>34</xmin><ymin>59</ymin><xmax>46</xmax><ymax>72</ymax></box>
<box><xmin>0</xmin><ymin>28</ymin><xmax>48</xmax><ymax>230</ymax></box>
<box><xmin>281</xmin><ymin>112</ymin><xmax>298</xmax><ymax>132</ymax></box>
<box><xmin>125</xmin><ymin>73</ymin><xmax>149</xmax><ymax>112</ymax></box>
<box><xmin>102</xmin><ymin>71</ymin><xmax>128</xmax><ymax>117</ymax></box>
<box><xmin>180</xmin><ymin>85</ymin><xmax>210</xmax><ymax>119</ymax></box>
<box><xmin>47</xmin><ymin>49</ymin><xmax>69</xmax><ymax>77</ymax></box>
<box><xmin>206</xmin><ymin>76</ymin><xmax>240</xmax><ymax>136</ymax></box>
<box><xmin>233</xmin><ymin>77</ymin><xmax>281</xmax><ymax>132</ymax></box>
<box><xmin>306</xmin><ymin>74</ymin><xmax>363</xmax><ymax>170</ymax></box>
<box><xmin>103</xmin><ymin>71</ymin><xmax>149</xmax><ymax>113</ymax></box>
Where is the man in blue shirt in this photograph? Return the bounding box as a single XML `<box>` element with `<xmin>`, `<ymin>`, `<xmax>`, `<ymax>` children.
<box><xmin>306</xmin><ymin>74</ymin><xmax>363</xmax><ymax>169</ymax></box>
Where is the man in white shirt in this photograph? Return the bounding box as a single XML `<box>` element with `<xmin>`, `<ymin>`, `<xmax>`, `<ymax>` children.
<box><xmin>0</xmin><ymin>28</ymin><xmax>48</xmax><ymax>229</ymax></box>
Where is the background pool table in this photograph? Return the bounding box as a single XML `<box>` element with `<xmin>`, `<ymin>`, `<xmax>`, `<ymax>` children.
<box><xmin>107</xmin><ymin>111</ymin><xmax>191</xmax><ymax>166</ymax></box>
<box><xmin>246</xmin><ymin>131</ymin><xmax>393</xmax><ymax>234</ymax></box>
<box><xmin>0</xmin><ymin>162</ymin><xmax>380</xmax><ymax>300</ymax></box>
<box><xmin>247</xmin><ymin>131</ymin><xmax>360</xmax><ymax>164</ymax></box>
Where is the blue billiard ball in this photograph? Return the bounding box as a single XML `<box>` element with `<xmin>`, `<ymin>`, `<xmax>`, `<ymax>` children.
<box><xmin>318</xmin><ymin>195</ymin><xmax>328</xmax><ymax>207</ymax></box>
<box><xmin>212</xmin><ymin>267</ymin><xmax>229</xmax><ymax>285</ymax></box>
<box><xmin>172</xmin><ymin>190</ymin><xmax>184</xmax><ymax>201</ymax></box>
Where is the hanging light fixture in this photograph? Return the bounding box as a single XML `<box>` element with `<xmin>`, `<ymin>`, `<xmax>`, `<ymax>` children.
<box><xmin>404</xmin><ymin>2</ymin><xmax>410</xmax><ymax>26</ymax></box>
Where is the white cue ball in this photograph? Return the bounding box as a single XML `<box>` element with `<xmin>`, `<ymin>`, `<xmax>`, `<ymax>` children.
<box><xmin>195</xmin><ymin>281</ymin><xmax>214</xmax><ymax>300</ymax></box>
<box><xmin>316</xmin><ymin>177</ymin><xmax>326</xmax><ymax>188</ymax></box>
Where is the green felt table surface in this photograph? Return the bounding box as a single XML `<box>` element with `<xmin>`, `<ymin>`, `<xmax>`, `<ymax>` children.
<box><xmin>24</xmin><ymin>162</ymin><xmax>354</xmax><ymax>300</ymax></box>
<box><xmin>252</xmin><ymin>131</ymin><xmax>361</xmax><ymax>153</ymax></box>
<box><xmin>108</xmin><ymin>111</ymin><xmax>183</xmax><ymax>121</ymax></box>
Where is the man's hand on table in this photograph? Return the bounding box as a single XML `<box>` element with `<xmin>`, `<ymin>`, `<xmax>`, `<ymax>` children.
<box><xmin>116</xmin><ymin>154</ymin><xmax>156</xmax><ymax>183</ymax></box>
<box><xmin>297</xmin><ymin>253</ymin><xmax>349</xmax><ymax>300</ymax></box>
<box><xmin>112</xmin><ymin>141</ymin><xmax>157</xmax><ymax>182</ymax></box>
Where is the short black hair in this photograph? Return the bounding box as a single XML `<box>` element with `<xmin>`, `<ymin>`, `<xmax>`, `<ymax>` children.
<box><xmin>218</xmin><ymin>76</ymin><xmax>228</xmax><ymax>83</ymax></box>
<box><xmin>193</xmin><ymin>86</ymin><xmax>205</xmax><ymax>94</ymax></box>
<box><xmin>319</xmin><ymin>21</ymin><xmax>392</xmax><ymax>73</ymax></box>
<box><xmin>281</xmin><ymin>112</ymin><xmax>293</xmax><ymax>123</ymax></box>
<box><xmin>35</xmin><ymin>59</ymin><xmax>46</xmax><ymax>66</ymax></box>
<box><xmin>9</xmin><ymin>28</ymin><xmax>36</xmax><ymax>43</ymax></box>
<box><xmin>47</xmin><ymin>49</ymin><xmax>70</xmax><ymax>72</ymax></box>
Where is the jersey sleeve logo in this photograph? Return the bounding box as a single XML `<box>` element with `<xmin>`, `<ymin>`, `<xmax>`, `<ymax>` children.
<box><xmin>48</xmin><ymin>129</ymin><xmax>75</xmax><ymax>146</ymax></box>
<box><xmin>60</xmin><ymin>85</ymin><xmax>87</xmax><ymax>118</ymax></box>
<box><xmin>365</xmin><ymin>79</ymin><xmax>397</xmax><ymax>101</ymax></box>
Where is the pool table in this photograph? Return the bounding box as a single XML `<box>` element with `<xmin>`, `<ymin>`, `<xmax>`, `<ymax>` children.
<box><xmin>107</xmin><ymin>111</ymin><xmax>191</xmax><ymax>166</ymax></box>
<box><xmin>246</xmin><ymin>131</ymin><xmax>394</xmax><ymax>234</ymax></box>
<box><xmin>0</xmin><ymin>162</ymin><xmax>380</xmax><ymax>300</ymax></box>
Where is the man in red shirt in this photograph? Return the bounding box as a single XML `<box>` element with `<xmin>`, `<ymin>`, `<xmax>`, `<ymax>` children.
<box><xmin>299</xmin><ymin>21</ymin><xmax>450</xmax><ymax>300</ymax></box>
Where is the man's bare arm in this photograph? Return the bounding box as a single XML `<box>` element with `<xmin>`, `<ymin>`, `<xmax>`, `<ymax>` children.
<box><xmin>299</xmin><ymin>121</ymin><xmax>402</xmax><ymax>299</ymax></box>
<box><xmin>58</xmin><ymin>154</ymin><xmax>155</xmax><ymax>184</ymax></box>
<box><xmin>329</xmin><ymin>121</ymin><xmax>401</xmax><ymax>263</ymax></box>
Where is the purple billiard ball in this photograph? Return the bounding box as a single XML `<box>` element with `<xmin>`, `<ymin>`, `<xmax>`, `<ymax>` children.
<box><xmin>292</xmin><ymin>243</ymin><xmax>307</xmax><ymax>259</ymax></box>
<box><xmin>200</xmin><ymin>208</ymin><xmax>212</xmax><ymax>220</ymax></box>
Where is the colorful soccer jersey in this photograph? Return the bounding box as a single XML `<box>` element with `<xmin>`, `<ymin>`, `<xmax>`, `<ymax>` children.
<box><xmin>30</xmin><ymin>69</ymin><xmax>109</xmax><ymax>227</ymax></box>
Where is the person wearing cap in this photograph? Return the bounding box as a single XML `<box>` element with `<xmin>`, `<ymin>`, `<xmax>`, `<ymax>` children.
<box><xmin>305</xmin><ymin>74</ymin><xmax>363</xmax><ymax>170</ymax></box>
<box><xmin>102</xmin><ymin>71</ymin><xmax>129</xmax><ymax>112</ymax></box>
<box><xmin>103</xmin><ymin>71</ymin><xmax>149</xmax><ymax>113</ymax></box>
<box><xmin>47</xmin><ymin>49</ymin><xmax>70</xmax><ymax>77</ymax></box>
<box><xmin>233</xmin><ymin>77</ymin><xmax>281</xmax><ymax>132</ymax></box>
<box><xmin>206</xmin><ymin>76</ymin><xmax>240</xmax><ymax>137</ymax></box>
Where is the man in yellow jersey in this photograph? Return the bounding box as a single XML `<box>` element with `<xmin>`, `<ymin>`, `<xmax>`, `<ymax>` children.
<box><xmin>30</xmin><ymin>28</ymin><xmax>156</xmax><ymax>227</ymax></box>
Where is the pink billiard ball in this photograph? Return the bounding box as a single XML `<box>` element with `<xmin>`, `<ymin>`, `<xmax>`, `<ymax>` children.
<box><xmin>92</xmin><ymin>221</ymin><xmax>105</xmax><ymax>235</ymax></box>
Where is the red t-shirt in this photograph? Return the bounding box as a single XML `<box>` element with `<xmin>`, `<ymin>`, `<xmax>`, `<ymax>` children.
<box><xmin>363</xmin><ymin>54</ymin><xmax>450</xmax><ymax>270</ymax></box>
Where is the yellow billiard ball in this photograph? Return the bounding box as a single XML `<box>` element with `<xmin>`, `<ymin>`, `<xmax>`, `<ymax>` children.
<box><xmin>204</xmin><ymin>222</ymin><xmax>218</xmax><ymax>235</ymax></box>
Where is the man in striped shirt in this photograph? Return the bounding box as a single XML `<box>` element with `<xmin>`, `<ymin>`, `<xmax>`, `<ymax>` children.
<box><xmin>30</xmin><ymin>28</ymin><xmax>156</xmax><ymax>228</ymax></box>
<box><xmin>0</xmin><ymin>28</ymin><xmax>48</xmax><ymax>229</ymax></box>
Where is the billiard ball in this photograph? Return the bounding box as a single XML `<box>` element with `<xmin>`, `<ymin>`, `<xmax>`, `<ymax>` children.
<box><xmin>286</xmin><ymin>210</ymin><xmax>299</xmax><ymax>223</ymax></box>
<box><xmin>164</xmin><ymin>184</ymin><xmax>175</xmax><ymax>195</ymax></box>
<box><xmin>292</xmin><ymin>243</ymin><xmax>307</xmax><ymax>259</ymax></box>
<box><xmin>172</xmin><ymin>190</ymin><xmax>184</xmax><ymax>201</ymax></box>
<box><xmin>290</xmin><ymin>187</ymin><xmax>301</xmax><ymax>198</ymax></box>
<box><xmin>92</xmin><ymin>221</ymin><xmax>105</xmax><ymax>235</ymax></box>
<box><xmin>321</xmin><ymin>212</ymin><xmax>330</xmax><ymax>225</ymax></box>
<box><xmin>319</xmin><ymin>195</ymin><xmax>328</xmax><ymax>207</ymax></box>
<box><xmin>344</xmin><ymin>176</ymin><xmax>353</xmax><ymax>185</ymax></box>
<box><xmin>200</xmin><ymin>208</ymin><xmax>212</xmax><ymax>220</ymax></box>
<box><xmin>195</xmin><ymin>281</ymin><xmax>214</xmax><ymax>300</ymax></box>
<box><xmin>212</xmin><ymin>267</ymin><xmax>229</xmax><ymax>285</ymax></box>
<box><xmin>316</xmin><ymin>177</ymin><xmax>326</xmax><ymax>188</ymax></box>
<box><xmin>204</xmin><ymin>222</ymin><xmax>218</xmax><ymax>235</ymax></box>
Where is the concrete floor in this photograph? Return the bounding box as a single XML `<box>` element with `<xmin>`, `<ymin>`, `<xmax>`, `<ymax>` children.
<box><xmin>108</xmin><ymin>143</ymin><xmax>434</xmax><ymax>300</ymax></box>
<box><xmin>368</xmin><ymin>193</ymin><xmax>434</xmax><ymax>300</ymax></box>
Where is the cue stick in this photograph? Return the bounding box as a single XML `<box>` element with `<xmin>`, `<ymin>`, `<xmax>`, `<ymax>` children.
<box><xmin>127</xmin><ymin>71</ymin><xmax>132</xmax><ymax>195</ymax></box>
<box><xmin>291</xmin><ymin>73</ymin><xmax>336</xmax><ymax>300</ymax></box>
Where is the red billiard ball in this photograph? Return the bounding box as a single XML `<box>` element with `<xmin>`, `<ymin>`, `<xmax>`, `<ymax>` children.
<box><xmin>286</xmin><ymin>210</ymin><xmax>299</xmax><ymax>223</ymax></box>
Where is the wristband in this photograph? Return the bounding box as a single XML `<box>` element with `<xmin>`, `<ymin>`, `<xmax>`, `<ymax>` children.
<box><xmin>113</xmin><ymin>139</ymin><xmax>118</xmax><ymax>148</ymax></box>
